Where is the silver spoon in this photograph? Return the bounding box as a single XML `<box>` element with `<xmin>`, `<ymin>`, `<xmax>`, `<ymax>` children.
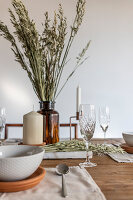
<box><xmin>56</xmin><ymin>164</ymin><xmax>69</xmax><ymax>198</ymax></box>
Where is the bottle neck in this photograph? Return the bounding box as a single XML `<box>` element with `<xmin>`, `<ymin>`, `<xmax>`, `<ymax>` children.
<box><xmin>39</xmin><ymin>101</ymin><xmax>55</xmax><ymax>110</ymax></box>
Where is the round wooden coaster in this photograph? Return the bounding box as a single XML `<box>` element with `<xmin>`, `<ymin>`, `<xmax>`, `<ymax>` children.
<box><xmin>0</xmin><ymin>166</ymin><xmax>46</xmax><ymax>193</ymax></box>
<box><xmin>120</xmin><ymin>143</ymin><xmax>133</xmax><ymax>154</ymax></box>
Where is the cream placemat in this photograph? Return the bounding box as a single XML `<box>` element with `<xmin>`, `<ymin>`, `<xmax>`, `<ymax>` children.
<box><xmin>0</xmin><ymin>166</ymin><xmax>106</xmax><ymax>200</ymax></box>
<box><xmin>108</xmin><ymin>152</ymin><xmax>133</xmax><ymax>163</ymax></box>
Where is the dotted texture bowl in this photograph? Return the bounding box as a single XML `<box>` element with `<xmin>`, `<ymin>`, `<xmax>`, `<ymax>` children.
<box><xmin>122</xmin><ymin>133</ymin><xmax>133</xmax><ymax>147</ymax></box>
<box><xmin>0</xmin><ymin>145</ymin><xmax>44</xmax><ymax>181</ymax></box>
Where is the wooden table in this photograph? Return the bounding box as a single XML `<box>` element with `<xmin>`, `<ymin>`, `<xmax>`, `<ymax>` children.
<box><xmin>41</xmin><ymin>138</ymin><xmax>133</xmax><ymax>200</ymax></box>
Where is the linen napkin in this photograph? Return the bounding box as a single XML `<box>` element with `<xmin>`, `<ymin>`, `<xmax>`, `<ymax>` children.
<box><xmin>108</xmin><ymin>152</ymin><xmax>133</xmax><ymax>163</ymax></box>
<box><xmin>0</xmin><ymin>166</ymin><xmax>106</xmax><ymax>200</ymax></box>
<box><xmin>2</xmin><ymin>139</ymin><xmax>22</xmax><ymax>145</ymax></box>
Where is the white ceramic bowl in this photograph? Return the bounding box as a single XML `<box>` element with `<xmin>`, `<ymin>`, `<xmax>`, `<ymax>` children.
<box><xmin>122</xmin><ymin>132</ymin><xmax>133</xmax><ymax>146</ymax></box>
<box><xmin>0</xmin><ymin>145</ymin><xmax>44</xmax><ymax>181</ymax></box>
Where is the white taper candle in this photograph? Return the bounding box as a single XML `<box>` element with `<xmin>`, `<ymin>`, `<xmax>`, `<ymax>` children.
<box><xmin>76</xmin><ymin>85</ymin><xmax>81</xmax><ymax>112</ymax></box>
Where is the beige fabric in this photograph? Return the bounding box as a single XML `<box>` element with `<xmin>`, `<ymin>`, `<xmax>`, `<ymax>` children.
<box><xmin>108</xmin><ymin>152</ymin><xmax>133</xmax><ymax>163</ymax></box>
<box><xmin>0</xmin><ymin>166</ymin><xmax>106</xmax><ymax>200</ymax></box>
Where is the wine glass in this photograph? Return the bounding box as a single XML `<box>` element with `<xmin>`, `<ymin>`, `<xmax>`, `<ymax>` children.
<box><xmin>0</xmin><ymin>107</ymin><xmax>6</xmax><ymax>143</ymax></box>
<box><xmin>79</xmin><ymin>104</ymin><xmax>97</xmax><ymax>168</ymax></box>
<box><xmin>99</xmin><ymin>106</ymin><xmax>110</xmax><ymax>144</ymax></box>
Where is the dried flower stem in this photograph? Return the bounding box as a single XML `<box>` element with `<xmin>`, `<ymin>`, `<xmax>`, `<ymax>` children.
<box><xmin>0</xmin><ymin>0</ymin><xmax>90</xmax><ymax>101</ymax></box>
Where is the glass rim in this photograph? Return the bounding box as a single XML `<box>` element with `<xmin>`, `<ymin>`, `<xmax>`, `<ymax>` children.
<box><xmin>80</xmin><ymin>104</ymin><xmax>95</xmax><ymax>109</ymax></box>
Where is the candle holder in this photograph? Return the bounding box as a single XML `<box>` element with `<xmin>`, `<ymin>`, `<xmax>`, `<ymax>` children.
<box><xmin>69</xmin><ymin>112</ymin><xmax>79</xmax><ymax>140</ymax></box>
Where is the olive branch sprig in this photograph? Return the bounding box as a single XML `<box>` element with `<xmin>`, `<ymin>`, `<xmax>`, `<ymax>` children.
<box><xmin>43</xmin><ymin>140</ymin><xmax>125</xmax><ymax>154</ymax></box>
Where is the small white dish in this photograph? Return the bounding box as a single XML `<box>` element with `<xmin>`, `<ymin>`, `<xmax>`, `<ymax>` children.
<box><xmin>0</xmin><ymin>145</ymin><xmax>44</xmax><ymax>181</ymax></box>
<box><xmin>122</xmin><ymin>132</ymin><xmax>133</xmax><ymax>147</ymax></box>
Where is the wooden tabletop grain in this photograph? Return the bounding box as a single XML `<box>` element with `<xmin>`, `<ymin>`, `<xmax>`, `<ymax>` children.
<box><xmin>41</xmin><ymin>138</ymin><xmax>133</xmax><ymax>200</ymax></box>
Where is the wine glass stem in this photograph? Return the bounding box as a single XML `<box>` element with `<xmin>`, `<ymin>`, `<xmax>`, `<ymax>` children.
<box><xmin>0</xmin><ymin>132</ymin><xmax>2</xmax><ymax>145</ymax></box>
<box><xmin>85</xmin><ymin>142</ymin><xmax>90</xmax><ymax>163</ymax></box>
<box><xmin>104</xmin><ymin>131</ymin><xmax>106</xmax><ymax>144</ymax></box>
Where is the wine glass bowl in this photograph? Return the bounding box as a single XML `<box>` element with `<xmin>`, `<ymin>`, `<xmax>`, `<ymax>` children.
<box><xmin>80</xmin><ymin>116</ymin><xmax>95</xmax><ymax>142</ymax></box>
<box><xmin>99</xmin><ymin>106</ymin><xmax>110</xmax><ymax>144</ymax></box>
<box><xmin>79</xmin><ymin>104</ymin><xmax>96</xmax><ymax>168</ymax></box>
<box><xmin>0</xmin><ymin>107</ymin><xmax>6</xmax><ymax>140</ymax></box>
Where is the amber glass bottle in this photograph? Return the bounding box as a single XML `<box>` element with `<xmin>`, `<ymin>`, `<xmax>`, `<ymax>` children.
<box><xmin>38</xmin><ymin>101</ymin><xmax>59</xmax><ymax>144</ymax></box>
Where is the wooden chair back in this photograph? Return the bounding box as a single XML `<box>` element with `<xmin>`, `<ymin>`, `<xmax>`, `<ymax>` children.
<box><xmin>5</xmin><ymin>123</ymin><xmax>78</xmax><ymax>140</ymax></box>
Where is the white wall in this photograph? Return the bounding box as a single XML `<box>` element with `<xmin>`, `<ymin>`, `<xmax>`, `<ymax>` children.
<box><xmin>1</xmin><ymin>0</ymin><xmax>133</xmax><ymax>139</ymax></box>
